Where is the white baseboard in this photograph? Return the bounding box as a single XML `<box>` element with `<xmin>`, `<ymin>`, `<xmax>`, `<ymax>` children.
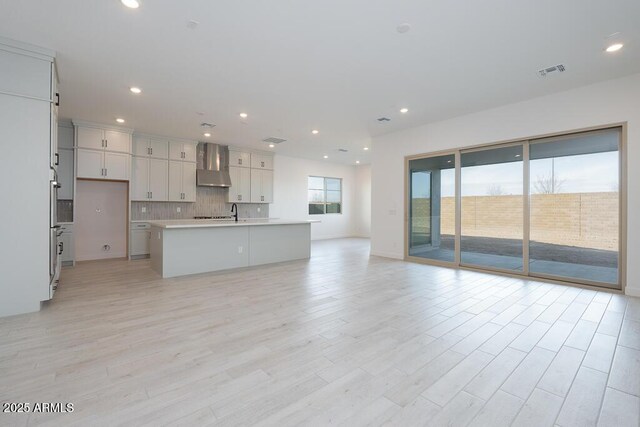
<box><xmin>626</xmin><ymin>286</ymin><xmax>640</xmax><ymax>297</ymax></box>
<box><xmin>370</xmin><ymin>250</ymin><xmax>403</xmax><ymax>260</ymax></box>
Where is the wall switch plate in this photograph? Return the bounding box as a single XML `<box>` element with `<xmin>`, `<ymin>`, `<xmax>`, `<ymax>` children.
<box><xmin>257</xmin><ymin>207</ymin><xmax>261</xmax><ymax>213</ymax></box>
<box><xmin>141</xmin><ymin>206</ymin><xmax>146</xmax><ymax>213</ymax></box>
<box><xmin>238</xmin><ymin>246</ymin><xmax>243</xmax><ymax>254</ymax></box>
<box><xmin>177</xmin><ymin>207</ymin><xmax>181</xmax><ymax>213</ymax></box>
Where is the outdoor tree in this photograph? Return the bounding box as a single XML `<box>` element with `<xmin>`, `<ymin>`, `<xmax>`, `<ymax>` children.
<box><xmin>533</xmin><ymin>174</ymin><xmax>565</xmax><ymax>194</ymax></box>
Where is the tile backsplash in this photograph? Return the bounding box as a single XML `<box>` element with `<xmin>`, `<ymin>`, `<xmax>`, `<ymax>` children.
<box><xmin>57</xmin><ymin>200</ymin><xmax>73</xmax><ymax>223</ymax></box>
<box><xmin>131</xmin><ymin>186</ymin><xmax>268</xmax><ymax>220</ymax></box>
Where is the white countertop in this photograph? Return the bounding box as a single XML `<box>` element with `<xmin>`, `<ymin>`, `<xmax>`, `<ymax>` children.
<box><xmin>147</xmin><ymin>219</ymin><xmax>318</xmax><ymax>229</ymax></box>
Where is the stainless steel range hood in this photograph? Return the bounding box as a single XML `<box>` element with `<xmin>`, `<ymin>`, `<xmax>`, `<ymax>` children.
<box><xmin>196</xmin><ymin>143</ymin><xmax>232</xmax><ymax>187</ymax></box>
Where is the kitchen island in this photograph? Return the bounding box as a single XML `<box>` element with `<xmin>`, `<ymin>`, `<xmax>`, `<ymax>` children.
<box><xmin>148</xmin><ymin>219</ymin><xmax>316</xmax><ymax>278</ymax></box>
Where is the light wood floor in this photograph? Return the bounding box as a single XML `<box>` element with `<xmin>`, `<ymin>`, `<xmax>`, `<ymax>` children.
<box><xmin>1</xmin><ymin>238</ymin><xmax>639</xmax><ymax>426</ymax></box>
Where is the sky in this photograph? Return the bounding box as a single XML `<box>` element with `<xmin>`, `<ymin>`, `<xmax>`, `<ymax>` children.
<box><xmin>425</xmin><ymin>151</ymin><xmax>619</xmax><ymax>197</ymax></box>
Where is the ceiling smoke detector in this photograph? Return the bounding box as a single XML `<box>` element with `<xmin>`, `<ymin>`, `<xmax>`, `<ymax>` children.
<box><xmin>377</xmin><ymin>117</ymin><xmax>391</xmax><ymax>122</ymax></box>
<box><xmin>538</xmin><ymin>64</ymin><xmax>566</xmax><ymax>77</ymax></box>
<box><xmin>262</xmin><ymin>137</ymin><xmax>286</xmax><ymax>144</ymax></box>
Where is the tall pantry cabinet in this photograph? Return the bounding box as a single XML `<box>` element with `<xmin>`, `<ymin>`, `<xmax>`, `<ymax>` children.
<box><xmin>0</xmin><ymin>36</ymin><xmax>57</xmax><ymax>317</ymax></box>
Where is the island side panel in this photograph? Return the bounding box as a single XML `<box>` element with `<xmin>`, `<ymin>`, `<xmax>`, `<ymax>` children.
<box><xmin>150</xmin><ymin>226</ymin><xmax>164</xmax><ymax>277</ymax></box>
<box><xmin>161</xmin><ymin>226</ymin><xmax>250</xmax><ymax>278</ymax></box>
<box><xmin>249</xmin><ymin>224</ymin><xmax>311</xmax><ymax>266</ymax></box>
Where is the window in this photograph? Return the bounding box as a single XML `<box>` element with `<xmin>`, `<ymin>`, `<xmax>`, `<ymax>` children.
<box><xmin>308</xmin><ymin>176</ymin><xmax>342</xmax><ymax>214</ymax></box>
<box><xmin>406</xmin><ymin>126</ymin><xmax>624</xmax><ymax>290</ymax></box>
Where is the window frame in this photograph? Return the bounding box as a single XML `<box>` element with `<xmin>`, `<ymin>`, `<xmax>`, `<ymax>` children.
<box><xmin>308</xmin><ymin>176</ymin><xmax>343</xmax><ymax>215</ymax></box>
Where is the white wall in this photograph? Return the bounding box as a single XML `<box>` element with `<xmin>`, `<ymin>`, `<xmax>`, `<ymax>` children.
<box><xmin>271</xmin><ymin>155</ymin><xmax>362</xmax><ymax>240</ymax></box>
<box><xmin>355</xmin><ymin>164</ymin><xmax>372</xmax><ymax>237</ymax></box>
<box><xmin>371</xmin><ymin>72</ymin><xmax>640</xmax><ymax>296</ymax></box>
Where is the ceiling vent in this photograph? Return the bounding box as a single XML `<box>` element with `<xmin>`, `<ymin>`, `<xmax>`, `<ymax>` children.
<box><xmin>262</xmin><ymin>137</ymin><xmax>286</xmax><ymax>144</ymax></box>
<box><xmin>377</xmin><ymin>117</ymin><xmax>391</xmax><ymax>122</ymax></box>
<box><xmin>338</xmin><ymin>148</ymin><xmax>348</xmax><ymax>153</ymax></box>
<box><xmin>200</xmin><ymin>122</ymin><xmax>215</xmax><ymax>128</ymax></box>
<box><xmin>538</xmin><ymin>64</ymin><xmax>566</xmax><ymax>77</ymax></box>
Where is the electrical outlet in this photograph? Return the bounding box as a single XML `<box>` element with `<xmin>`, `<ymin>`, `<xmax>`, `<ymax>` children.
<box><xmin>177</xmin><ymin>207</ymin><xmax>181</xmax><ymax>213</ymax></box>
<box><xmin>141</xmin><ymin>206</ymin><xmax>146</xmax><ymax>213</ymax></box>
<box><xmin>238</xmin><ymin>246</ymin><xmax>243</xmax><ymax>254</ymax></box>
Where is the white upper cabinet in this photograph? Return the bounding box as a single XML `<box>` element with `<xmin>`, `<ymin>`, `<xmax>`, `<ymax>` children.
<box><xmin>132</xmin><ymin>156</ymin><xmax>168</xmax><ymax>201</ymax></box>
<box><xmin>168</xmin><ymin>160</ymin><xmax>196</xmax><ymax>202</ymax></box>
<box><xmin>229</xmin><ymin>150</ymin><xmax>251</xmax><ymax>168</ymax></box>
<box><xmin>169</xmin><ymin>141</ymin><xmax>196</xmax><ymax>162</ymax></box>
<box><xmin>251</xmin><ymin>153</ymin><xmax>274</xmax><ymax>170</ymax></box>
<box><xmin>250</xmin><ymin>169</ymin><xmax>274</xmax><ymax>203</ymax></box>
<box><xmin>76</xmin><ymin>124</ymin><xmax>131</xmax><ymax>154</ymax></box>
<box><xmin>133</xmin><ymin>136</ymin><xmax>169</xmax><ymax>159</ymax></box>
<box><xmin>0</xmin><ymin>45</ymin><xmax>52</xmax><ymax>100</ymax></box>
<box><xmin>76</xmin><ymin>149</ymin><xmax>129</xmax><ymax>181</ymax></box>
<box><xmin>228</xmin><ymin>166</ymin><xmax>251</xmax><ymax>203</ymax></box>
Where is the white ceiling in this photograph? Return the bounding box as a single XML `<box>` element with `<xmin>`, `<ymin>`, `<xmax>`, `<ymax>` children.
<box><xmin>1</xmin><ymin>0</ymin><xmax>638</xmax><ymax>165</ymax></box>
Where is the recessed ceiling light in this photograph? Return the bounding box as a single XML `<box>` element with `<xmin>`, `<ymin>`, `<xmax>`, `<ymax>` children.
<box><xmin>364</xmin><ymin>147</ymin><xmax>369</xmax><ymax>151</ymax></box>
<box><xmin>269</xmin><ymin>144</ymin><xmax>275</xmax><ymax>148</ymax></box>
<box><xmin>129</xmin><ymin>87</ymin><xmax>142</xmax><ymax>94</ymax></box>
<box><xmin>239</xmin><ymin>113</ymin><xmax>248</xmax><ymax>119</ymax></box>
<box><xmin>204</xmin><ymin>133</ymin><xmax>211</xmax><ymax>137</ymax></box>
<box><xmin>121</xmin><ymin>0</ymin><xmax>139</xmax><ymax>9</ymax></box>
<box><xmin>356</xmin><ymin>160</ymin><xmax>360</xmax><ymax>164</ymax></box>
<box><xmin>323</xmin><ymin>155</ymin><xmax>328</xmax><ymax>159</ymax></box>
<box><xmin>312</xmin><ymin>129</ymin><xmax>319</xmax><ymax>135</ymax></box>
<box><xmin>116</xmin><ymin>118</ymin><xmax>125</xmax><ymax>123</ymax></box>
<box><xmin>400</xmin><ymin>108</ymin><xmax>409</xmax><ymax>114</ymax></box>
<box><xmin>605</xmin><ymin>43</ymin><xmax>624</xmax><ymax>53</ymax></box>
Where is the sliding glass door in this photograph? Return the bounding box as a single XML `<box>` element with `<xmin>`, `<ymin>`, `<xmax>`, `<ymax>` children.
<box><xmin>460</xmin><ymin>145</ymin><xmax>524</xmax><ymax>272</ymax></box>
<box><xmin>406</xmin><ymin>127</ymin><xmax>623</xmax><ymax>289</ymax></box>
<box><xmin>529</xmin><ymin>129</ymin><xmax>620</xmax><ymax>285</ymax></box>
<box><xmin>408</xmin><ymin>154</ymin><xmax>456</xmax><ymax>262</ymax></box>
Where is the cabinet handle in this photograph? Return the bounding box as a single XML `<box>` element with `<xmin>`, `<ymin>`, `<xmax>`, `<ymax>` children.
<box><xmin>54</xmin><ymin>153</ymin><xmax>59</xmax><ymax>166</ymax></box>
<box><xmin>261</xmin><ymin>161</ymin><xmax>264</xmax><ymax>167</ymax></box>
<box><xmin>58</xmin><ymin>242</ymin><xmax>63</xmax><ymax>255</ymax></box>
<box><xmin>101</xmin><ymin>139</ymin><xmax>104</xmax><ymax>148</ymax></box>
<box><xmin>261</xmin><ymin>196</ymin><xmax>264</xmax><ymax>201</ymax></box>
<box><xmin>150</xmin><ymin>191</ymin><xmax>152</xmax><ymax>199</ymax></box>
<box><xmin>147</xmin><ymin>147</ymin><xmax>151</xmax><ymax>155</ymax></box>
<box><xmin>105</xmin><ymin>139</ymin><xmax>108</xmax><ymax>148</ymax></box>
<box><xmin>238</xmin><ymin>159</ymin><xmax>242</xmax><ymax>165</ymax></box>
<box><xmin>150</xmin><ymin>148</ymin><xmax>153</xmax><ymax>155</ymax></box>
<box><xmin>55</xmin><ymin>92</ymin><xmax>60</xmax><ymax>107</ymax></box>
<box><xmin>104</xmin><ymin>168</ymin><xmax>107</xmax><ymax>176</ymax></box>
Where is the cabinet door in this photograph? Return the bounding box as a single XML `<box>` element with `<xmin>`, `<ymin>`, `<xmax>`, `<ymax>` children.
<box><xmin>76</xmin><ymin>149</ymin><xmax>104</xmax><ymax>179</ymax></box>
<box><xmin>262</xmin><ymin>169</ymin><xmax>274</xmax><ymax>203</ymax></box>
<box><xmin>149</xmin><ymin>158</ymin><xmax>169</xmax><ymax>201</ymax></box>
<box><xmin>250</xmin><ymin>169</ymin><xmax>262</xmax><ymax>203</ymax></box>
<box><xmin>238</xmin><ymin>167</ymin><xmax>251</xmax><ymax>203</ymax></box>
<box><xmin>130</xmin><ymin>230</ymin><xmax>150</xmax><ymax>256</ymax></box>
<box><xmin>229</xmin><ymin>150</ymin><xmax>250</xmax><ymax>168</ymax></box>
<box><xmin>228</xmin><ymin>166</ymin><xmax>240</xmax><ymax>202</ymax></box>
<box><xmin>169</xmin><ymin>142</ymin><xmax>184</xmax><ymax>161</ymax></box>
<box><xmin>182</xmin><ymin>143</ymin><xmax>197</xmax><ymax>163</ymax></box>
<box><xmin>57</xmin><ymin>149</ymin><xmax>74</xmax><ymax>200</ymax></box>
<box><xmin>251</xmin><ymin>154</ymin><xmax>274</xmax><ymax>170</ymax></box>
<box><xmin>104</xmin><ymin>130</ymin><xmax>130</xmax><ymax>153</ymax></box>
<box><xmin>60</xmin><ymin>232</ymin><xmax>74</xmax><ymax>262</ymax></box>
<box><xmin>104</xmin><ymin>152</ymin><xmax>130</xmax><ymax>180</ymax></box>
<box><xmin>131</xmin><ymin>157</ymin><xmax>149</xmax><ymax>200</ymax></box>
<box><xmin>168</xmin><ymin>160</ymin><xmax>183</xmax><ymax>201</ymax></box>
<box><xmin>132</xmin><ymin>136</ymin><xmax>149</xmax><ymax>157</ymax></box>
<box><xmin>76</xmin><ymin>126</ymin><xmax>104</xmax><ymax>150</ymax></box>
<box><xmin>148</xmin><ymin>139</ymin><xmax>169</xmax><ymax>159</ymax></box>
<box><xmin>182</xmin><ymin>162</ymin><xmax>196</xmax><ymax>202</ymax></box>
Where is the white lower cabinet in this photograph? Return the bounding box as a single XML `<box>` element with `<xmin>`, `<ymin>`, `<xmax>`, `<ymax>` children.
<box><xmin>130</xmin><ymin>223</ymin><xmax>151</xmax><ymax>257</ymax></box>
<box><xmin>168</xmin><ymin>161</ymin><xmax>196</xmax><ymax>202</ymax></box>
<box><xmin>59</xmin><ymin>225</ymin><xmax>74</xmax><ymax>265</ymax></box>
<box><xmin>132</xmin><ymin>157</ymin><xmax>168</xmax><ymax>201</ymax></box>
<box><xmin>77</xmin><ymin>149</ymin><xmax>129</xmax><ymax>181</ymax></box>
<box><xmin>250</xmin><ymin>169</ymin><xmax>273</xmax><ymax>203</ymax></box>
<box><xmin>228</xmin><ymin>166</ymin><xmax>251</xmax><ymax>203</ymax></box>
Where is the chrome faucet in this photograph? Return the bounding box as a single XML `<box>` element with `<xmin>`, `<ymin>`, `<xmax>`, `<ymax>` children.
<box><xmin>231</xmin><ymin>203</ymin><xmax>238</xmax><ymax>222</ymax></box>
